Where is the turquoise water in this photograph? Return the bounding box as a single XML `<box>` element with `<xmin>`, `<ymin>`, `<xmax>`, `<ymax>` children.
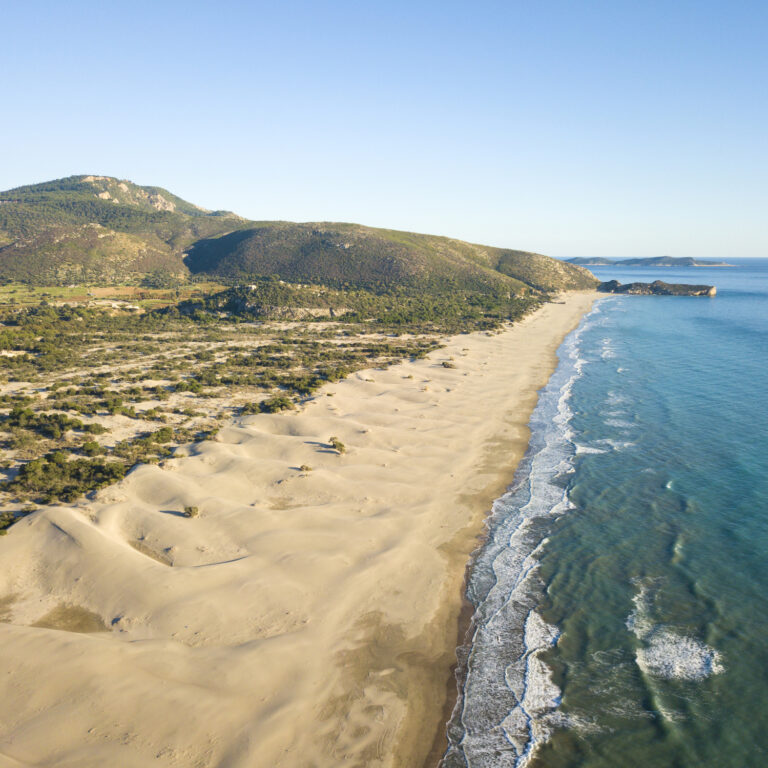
<box><xmin>445</xmin><ymin>259</ymin><xmax>768</xmax><ymax>767</ymax></box>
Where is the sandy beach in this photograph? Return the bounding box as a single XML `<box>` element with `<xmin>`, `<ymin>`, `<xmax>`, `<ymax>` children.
<box><xmin>0</xmin><ymin>292</ymin><xmax>596</xmax><ymax>768</ymax></box>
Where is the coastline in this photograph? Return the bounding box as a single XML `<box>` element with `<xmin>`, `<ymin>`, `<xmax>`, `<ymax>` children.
<box><xmin>0</xmin><ymin>292</ymin><xmax>597</xmax><ymax>768</ymax></box>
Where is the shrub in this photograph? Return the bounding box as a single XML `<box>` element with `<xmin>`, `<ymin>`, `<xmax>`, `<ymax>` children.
<box><xmin>299</xmin><ymin>464</ymin><xmax>312</xmax><ymax>472</ymax></box>
<box><xmin>328</xmin><ymin>436</ymin><xmax>346</xmax><ymax>454</ymax></box>
<box><xmin>5</xmin><ymin>406</ymin><xmax>84</xmax><ymax>438</ymax></box>
<box><xmin>81</xmin><ymin>440</ymin><xmax>103</xmax><ymax>457</ymax></box>
<box><xmin>0</xmin><ymin>511</ymin><xmax>15</xmax><ymax>534</ymax></box>
<box><xmin>8</xmin><ymin>454</ymin><xmax>127</xmax><ymax>503</ymax></box>
<box><xmin>242</xmin><ymin>396</ymin><xmax>295</xmax><ymax>415</ymax></box>
<box><xmin>262</xmin><ymin>395</ymin><xmax>295</xmax><ymax>413</ymax></box>
<box><xmin>183</xmin><ymin>505</ymin><xmax>199</xmax><ymax>518</ymax></box>
<box><xmin>152</xmin><ymin>426</ymin><xmax>174</xmax><ymax>443</ymax></box>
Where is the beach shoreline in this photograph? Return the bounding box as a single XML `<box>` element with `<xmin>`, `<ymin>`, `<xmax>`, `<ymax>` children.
<box><xmin>413</xmin><ymin>291</ymin><xmax>599</xmax><ymax>767</ymax></box>
<box><xmin>0</xmin><ymin>292</ymin><xmax>597</xmax><ymax>768</ymax></box>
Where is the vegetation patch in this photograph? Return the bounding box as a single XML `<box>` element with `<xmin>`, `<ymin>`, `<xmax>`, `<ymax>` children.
<box><xmin>9</xmin><ymin>452</ymin><xmax>127</xmax><ymax>503</ymax></box>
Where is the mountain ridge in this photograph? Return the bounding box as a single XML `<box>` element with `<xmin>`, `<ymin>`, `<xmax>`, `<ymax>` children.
<box><xmin>0</xmin><ymin>175</ymin><xmax>598</xmax><ymax>293</ymax></box>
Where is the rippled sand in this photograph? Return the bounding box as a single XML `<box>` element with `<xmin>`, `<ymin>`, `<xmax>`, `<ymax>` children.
<box><xmin>0</xmin><ymin>292</ymin><xmax>596</xmax><ymax>768</ymax></box>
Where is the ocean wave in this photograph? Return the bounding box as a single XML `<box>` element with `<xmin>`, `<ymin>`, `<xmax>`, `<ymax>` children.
<box><xmin>575</xmin><ymin>444</ymin><xmax>609</xmax><ymax>455</ymax></box>
<box><xmin>636</xmin><ymin>630</ymin><xmax>724</xmax><ymax>681</ymax></box>
<box><xmin>604</xmin><ymin>418</ymin><xmax>636</xmax><ymax>429</ymax></box>
<box><xmin>627</xmin><ymin>582</ymin><xmax>724</xmax><ymax>682</ymax></box>
<box><xmin>595</xmin><ymin>438</ymin><xmax>637</xmax><ymax>451</ymax></box>
<box><xmin>444</xmin><ymin>306</ymin><xmax>597</xmax><ymax>766</ymax></box>
<box><xmin>605</xmin><ymin>390</ymin><xmax>629</xmax><ymax>406</ymax></box>
<box><xmin>600</xmin><ymin>337</ymin><xmax>617</xmax><ymax>360</ymax></box>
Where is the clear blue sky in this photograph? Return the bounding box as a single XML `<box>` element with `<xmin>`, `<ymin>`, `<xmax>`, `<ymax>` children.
<box><xmin>3</xmin><ymin>0</ymin><xmax>766</xmax><ymax>259</ymax></box>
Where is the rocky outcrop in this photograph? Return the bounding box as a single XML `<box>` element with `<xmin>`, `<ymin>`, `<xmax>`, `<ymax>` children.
<box><xmin>598</xmin><ymin>280</ymin><xmax>716</xmax><ymax>296</ymax></box>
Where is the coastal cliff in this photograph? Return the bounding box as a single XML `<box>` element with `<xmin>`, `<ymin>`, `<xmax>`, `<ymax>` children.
<box><xmin>598</xmin><ymin>279</ymin><xmax>716</xmax><ymax>296</ymax></box>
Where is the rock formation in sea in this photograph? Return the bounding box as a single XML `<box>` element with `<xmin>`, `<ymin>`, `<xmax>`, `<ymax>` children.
<box><xmin>598</xmin><ymin>280</ymin><xmax>716</xmax><ymax>296</ymax></box>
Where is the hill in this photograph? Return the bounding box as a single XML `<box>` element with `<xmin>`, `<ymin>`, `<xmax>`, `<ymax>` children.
<box><xmin>0</xmin><ymin>176</ymin><xmax>241</xmax><ymax>283</ymax></box>
<box><xmin>566</xmin><ymin>257</ymin><xmax>615</xmax><ymax>266</ymax></box>
<box><xmin>0</xmin><ymin>175</ymin><xmax>598</xmax><ymax>293</ymax></box>
<box><xmin>598</xmin><ymin>279</ymin><xmax>716</xmax><ymax>296</ymax></box>
<box><xmin>186</xmin><ymin>222</ymin><xmax>598</xmax><ymax>294</ymax></box>
<box><xmin>566</xmin><ymin>256</ymin><xmax>732</xmax><ymax>267</ymax></box>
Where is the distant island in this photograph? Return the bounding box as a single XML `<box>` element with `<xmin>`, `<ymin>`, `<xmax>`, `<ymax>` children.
<box><xmin>566</xmin><ymin>256</ymin><xmax>733</xmax><ymax>267</ymax></box>
<box><xmin>598</xmin><ymin>279</ymin><xmax>716</xmax><ymax>296</ymax></box>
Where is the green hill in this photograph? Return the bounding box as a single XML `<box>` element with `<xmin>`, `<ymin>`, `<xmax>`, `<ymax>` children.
<box><xmin>0</xmin><ymin>175</ymin><xmax>598</xmax><ymax>293</ymax></box>
<box><xmin>186</xmin><ymin>222</ymin><xmax>597</xmax><ymax>294</ymax></box>
<box><xmin>566</xmin><ymin>257</ymin><xmax>615</xmax><ymax>266</ymax></box>
<box><xmin>0</xmin><ymin>176</ymin><xmax>240</xmax><ymax>283</ymax></box>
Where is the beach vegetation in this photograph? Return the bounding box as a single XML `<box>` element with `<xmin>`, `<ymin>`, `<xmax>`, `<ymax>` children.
<box><xmin>81</xmin><ymin>440</ymin><xmax>104</xmax><ymax>457</ymax></box>
<box><xmin>7</xmin><ymin>453</ymin><xmax>127</xmax><ymax>503</ymax></box>
<box><xmin>243</xmin><ymin>395</ymin><xmax>295</xmax><ymax>414</ymax></box>
<box><xmin>0</xmin><ymin>197</ymin><xmax>586</xmax><ymax>521</ymax></box>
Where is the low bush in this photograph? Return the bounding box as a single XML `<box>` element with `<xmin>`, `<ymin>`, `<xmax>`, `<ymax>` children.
<box><xmin>242</xmin><ymin>396</ymin><xmax>295</xmax><ymax>415</ymax></box>
<box><xmin>5</xmin><ymin>406</ymin><xmax>83</xmax><ymax>439</ymax></box>
<box><xmin>81</xmin><ymin>440</ymin><xmax>103</xmax><ymax>457</ymax></box>
<box><xmin>7</xmin><ymin>453</ymin><xmax>127</xmax><ymax>503</ymax></box>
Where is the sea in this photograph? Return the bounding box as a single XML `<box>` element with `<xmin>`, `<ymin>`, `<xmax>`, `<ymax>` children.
<box><xmin>444</xmin><ymin>258</ymin><xmax>768</xmax><ymax>767</ymax></box>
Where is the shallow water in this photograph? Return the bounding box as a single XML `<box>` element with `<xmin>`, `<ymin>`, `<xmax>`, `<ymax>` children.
<box><xmin>445</xmin><ymin>259</ymin><xmax>768</xmax><ymax>767</ymax></box>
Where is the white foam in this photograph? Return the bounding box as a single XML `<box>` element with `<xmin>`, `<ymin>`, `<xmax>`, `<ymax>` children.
<box><xmin>575</xmin><ymin>444</ymin><xmax>608</xmax><ymax>455</ymax></box>
<box><xmin>604</xmin><ymin>418</ymin><xmax>635</xmax><ymax>429</ymax></box>
<box><xmin>636</xmin><ymin>629</ymin><xmax>724</xmax><ymax>681</ymax></box>
<box><xmin>600</xmin><ymin>338</ymin><xmax>617</xmax><ymax>360</ymax></box>
<box><xmin>521</xmin><ymin>612</ymin><xmax>561</xmax><ymax>717</ymax></box>
<box><xmin>627</xmin><ymin>582</ymin><xmax>724</xmax><ymax>682</ymax></box>
<box><xmin>606</xmin><ymin>390</ymin><xmax>629</xmax><ymax>406</ymax></box>
<box><xmin>500</xmin><ymin>611</ymin><xmax>562</xmax><ymax>766</ymax></box>
<box><xmin>596</xmin><ymin>438</ymin><xmax>636</xmax><ymax>451</ymax></box>
<box><xmin>446</xmin><ymin>300</ymin><xmax>607</xmax><ymax>767</ymax></box>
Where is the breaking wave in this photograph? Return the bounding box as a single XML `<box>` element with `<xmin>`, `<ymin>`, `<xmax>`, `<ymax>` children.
<box><xmin>443</xmin><ymin>306</ymin><xmax>601</xmax><ymax>766</ymax></box>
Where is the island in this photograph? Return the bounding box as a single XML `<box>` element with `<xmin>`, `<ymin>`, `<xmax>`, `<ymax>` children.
<box><xmin>598</xmin><ymin>279</ymin><xmax>716</xmax><ymax>296</ymax></box>
<box><xmin>567</xmin><ymin>256</ymin><xmax>732</xmax><ymax>267</ymax></box>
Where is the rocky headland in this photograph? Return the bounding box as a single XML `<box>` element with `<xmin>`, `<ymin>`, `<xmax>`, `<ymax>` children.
<box><xmin>598</xmin><ymin>279</ymin><xmax>716</xmax><ymax>296</ymax></box>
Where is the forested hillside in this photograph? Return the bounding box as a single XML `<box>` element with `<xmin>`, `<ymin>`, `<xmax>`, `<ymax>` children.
<box><xmin>0</xmin><ymin>175</ymin><xmax>598</xmax><ymax>293</ymax></box>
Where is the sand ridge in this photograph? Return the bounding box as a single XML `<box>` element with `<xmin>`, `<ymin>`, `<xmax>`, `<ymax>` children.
<box><xmin>0</xmin><ymin>292</ymin><xmax>597</xmax><ymax>768</ymax></box>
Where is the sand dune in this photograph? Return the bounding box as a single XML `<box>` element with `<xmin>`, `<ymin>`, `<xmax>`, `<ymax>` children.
<box><xmin>0</xmin><ymin>293</ymin><xmax>596</xmax><ymax>768</ymax></box>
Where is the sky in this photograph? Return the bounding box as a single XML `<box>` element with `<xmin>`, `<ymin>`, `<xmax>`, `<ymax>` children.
<box><xmin>3</xmin><ymin>0</ymin><xmax>766</xmax><ymax>259</ymax></box>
